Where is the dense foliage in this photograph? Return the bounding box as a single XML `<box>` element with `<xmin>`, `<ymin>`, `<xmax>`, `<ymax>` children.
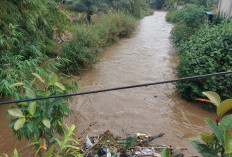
<box><xmin>165</xmin><ymin>3</ymin><xmax>232</xmax><ymax>104</ymax></box>
<box><xmin>167</xmin><ymin>4</ymin><xmax>205</xmax><ymax>45</ymax></box>
<box><xmin>0</xmin><ymin>0</ymin><xmax>69</xmax><ymax>97</ymax></box>
<box><xmin>61</xmin><ymin>11</ymin><xmax>136</xmax><ymax>73</ymax></box>
<box><xmin>69</xmin><ymin>0</ymin><xmax>153</xmax><ymax>18</ymax></box>
<box><xmin>164</xmin><ymin>0</ymin><xmax>218</xmax><ymax>9</ymax></box>
<box><xmin>176</xmin><ymin>22</ymin><xmax>232</xmax><ymax>101</ymax></box>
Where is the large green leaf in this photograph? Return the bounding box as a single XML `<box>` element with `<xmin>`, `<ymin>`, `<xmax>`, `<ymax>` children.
<box><xmin>32</xmin><ymin>73</ymin><xmax>45</xmax><ymax>83</ymax></box>
<box><xmin>202</xmin><ymin>91</ymin><xmax>221</xmax><ymax>107</ymax></box>
<box><xmin>54</xmin><ymin>82</ymin><xmax>66</xmax><ymax>91</ymax></box>
<box><xmin>217</xmin><ymin>99</ymin><xmax>232</xmax><ymax>117</ymax></box>
<box><xmin>14</xmin><ymin>117</ymin><xmax>25</xmax><ymax>131</ymax></box>
<box><xmin>190</xmin><ymin>141</ymin><xmax>218</xmax><ymax>157</ymax></box>
<box><xmin>10</xmin><ymin>82</ymin><xmax>25</xmax><ymax>88</ymax></box>
<box><xmin>28</xmin><ymin>101</ymin><xmax>36</xmax><ymax>115</ymax></box>
<box><xmin>219</xmin><ymin>115</ymin><xmax>232</xmax><ymax>130</ymax></box>
<box><xmin>205</xmin><ymin>118</ymin><xmax>224</xmax><ymax>145</ymax></box>
<box><xmin>224</xmin><ymin>130</ymin><xmax>232</xmax><ymax>154</ymax></box>
<box><xmin>161</xmin><ymin>148</ymin><xmax>170</xmax><ymax>157</ymax></box>
<box><xmin>49</xmin><ymin>73</ymin><xmax>58</xmax><ymax>85</ymax></box>
<box><xmin>8</xmin><ymin>109</ymin><xmax>24</xmax><ymax>117</ymax></box>
<box><xmin>25</xmin><ymin>89</ymin><xmax>36</xmax><ymax>98</ymax></box>
<box><xmin>42</xmin><ymin>119</ymin><xmax>51</xmax><ymax>129</ymax></box>
<box><xmin>200</xmin><ymin>133</ymin><xmax>215</xmax><ymax>144</ymax></box>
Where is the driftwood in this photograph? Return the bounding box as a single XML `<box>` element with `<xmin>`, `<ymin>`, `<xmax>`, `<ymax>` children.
<box><xmin>136</xmin><ymin>133</ymin><xmax>165</xmax><ymax>146</ymax></box>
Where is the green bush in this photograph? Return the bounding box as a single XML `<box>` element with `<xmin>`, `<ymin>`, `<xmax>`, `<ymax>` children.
<box><xmin>168</xmin><ymin>4</ymin><xmax>205</xmax><ymax>46</ymax></box>
<box><xmin>176</xmin><ymin>22</ymin><xmax>232</xmax><ymax>101</ymax></box>
<box><xmin>166</xmin><ymin>4</ymin><xmax>205</xmax><ymax>24</ymax></box>
<box><xmin>61</xmin><ymin>11</ymin><xmax>136</xmax><ymax>74</ymax></box>
<box><xmin>170</xmin><ymin>23</ymin><xmax>196</xmax><ymax>46</ymax></box>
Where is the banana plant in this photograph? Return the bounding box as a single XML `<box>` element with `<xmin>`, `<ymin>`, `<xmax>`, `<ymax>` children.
<box><xmin>191</xmin><ymin>91</ymin><xmax>232</xmax><ymax>157</ymax></box>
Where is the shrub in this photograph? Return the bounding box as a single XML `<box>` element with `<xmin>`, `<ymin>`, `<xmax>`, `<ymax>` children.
<box><xmin>176</xmin><ymin>22</ymin><xmax>232</xmax><ymax>101</ymax></box>
<box><xmin>61</xmin><ymin>11</ymin><xmax>136</xmax><ymax>74</ymax></box>
<box><xmin>7</xmin><ymin>73</ymin><xmax>78</xmax><ymax>155</ymax></box>
<box><xmin>166</xmin><ymin>4</ymin><xmax>205</xmax><ymax>25</ymax></box>
<box><xmin>170</xmin><ymin>23</ymin><xmax>196</xmax><ymax>46</ymax></box>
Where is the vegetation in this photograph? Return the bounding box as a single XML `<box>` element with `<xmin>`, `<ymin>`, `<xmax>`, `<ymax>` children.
<box><xmin>69</xmin><ymin>0</ymin><xmax>153</xmax><ymax>18</ymax></box>
<box><xmin>164</xmin><ymin>0</ymin><xmax>219</xmax><ymax>9</ymax></box>
<box><xmin>0</xmin><ymin>0</ymin><xmax>153</xmax><ymax>156</ymax></box>
<box><xmin>176</xmin><ymin>22</ymin><xmax>232</xmax><ymax>102</ymax></box>
<box><xmin>190</xmin><ymin>92</ymin><xmax>232</xmax><ymax>156</ymax></box>
<box><xmin>166</xmin><ymin>1</ymin><xmax>232</xmax><ymax>108</ymax></box>
<box><xmin>7</xmin><ymin>73</ymin><xmax>78</xmax><ymax>155</ymax></box>
<box><xmin>0</xmin><ymin>0</ymin><xmax>70</xmax><ymax>97</ymax></box>
<box><xmin>61</xmin><ymin>11</ymin><xmax>136</xmax><ymax>73</ymax></box>
<box><xmin>167</xmin><ymin>4</ymin><xmax>205</xmax><ymax>46</ymax></box>
<box><xmin>0</xmin><ymin>0</ymin><xmax>152</xmax><ymax>96</ymax></box>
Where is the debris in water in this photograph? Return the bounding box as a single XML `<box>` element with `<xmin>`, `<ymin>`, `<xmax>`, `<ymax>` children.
<box><xmin>80</xmin><ymin>130</ymin><xmax>184</xmax><ymax>157</ymax></box>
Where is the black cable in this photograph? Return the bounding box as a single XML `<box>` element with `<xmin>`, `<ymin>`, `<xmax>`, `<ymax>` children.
<box><xmin>0</xmin><ymin>71</ymin><xmax>232</xmax><ymax>105</ymax></box>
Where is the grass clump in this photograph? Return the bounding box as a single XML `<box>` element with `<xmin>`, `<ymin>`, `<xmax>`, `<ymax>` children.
<box><xmin>61</xmin><ymin>11</ymin><xmax>136</xmax><ymax>74</ymax></box>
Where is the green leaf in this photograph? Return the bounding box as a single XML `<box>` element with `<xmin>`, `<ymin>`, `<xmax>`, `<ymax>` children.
<box><xmin>25</xmin><ymin>89</ymin><xmax>36</xmax><ymax>98</ymax></box>
<box><xmin>14</xmin><ymin>117</ymin><xmax>25</xmax><ymax>131</ymax></box>
<box><xmin>203</xmin><ymin>91</ymin><xmax>221</xmax><ymax>107</ymax></box>
<box><xmin>161</xmin><ymin>148</ymin><xmax>170</xmax><ymax>157</ymax></box>
<box><xmin>46</xmin><ymin>145</ymin><xmax>54</xmax><ymax>157</ymax></box>
<box><xmin>54</xmin><ymin>82</ymin><xmax>66</xmax><ymax>91</ymax></box>
<box><xmin>200</xmin><ymin>133</ymin><xmax>215</xmax><ymax>144</ymax></box>
<box><xmin>8</xmin><ymin>119</ymin><xmax>18</xmax><ymax>127</ymax></box>
<box><xmin>225</xmin><ymin>130</ymin><xmax>232</xmax><ymax>154</ymax></box>
<box><xmin>28</xmin><ymin>140</ymin><xmax>41</xmax><ymax>146</ymax></box>
<box><xmin>32</xmin><ymin>73</ymin><xmax>45</xmax><ymax>83</ymax></box>
<box><xmin>10</xmin><ymin>82</ymin><xmax>25</xmax><ymax>88</ymax></box>
<box><xmin>8</xmin><ymin>109</ymin><xmax>24</xmax><ymax>117</ymax></box>
<box><xmin>42</xmin><ymin>119</ymin><xmax>51</xmax><ymax>129</ymax></box>
<box><xmin>49</xmin><ymin>73</ymin><xmax>58</xmax><ymax>85</ymax></box>
<box><xmin>65</xmin><ymin>144</ymin><xmax>80</xmax><ymax>150</ymax></box>
<box><xmin>205</xmin><ymin>118</ymin><xmax>224</xmax><ymax>145</ymax></box>
<box><xmin>13</xmin><ymin>148</ymin><xmax>19</xmax><ymax>157</ymax></box>
<box><xmin>190</xmin><ymin>141</ymin><xmax>218</xmax><ymax>157</ymax></box>
<box><xmin>219</xmin><ymin>115</ymin><xmax>232</xmax><ymax>130</ymax></box>
<box><xmin>217</xmin><ymin>99</ymin><xmax>232</xmax><ymax>117</ymax></box>
<box><xmin>28</xmin><ymin>101</ymin><xmax>36</xmax><ymax>115</ymax></box>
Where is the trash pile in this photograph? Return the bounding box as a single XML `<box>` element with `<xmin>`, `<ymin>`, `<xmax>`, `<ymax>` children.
<box><xmin>81</xmin><ymin>130</ymin><xmax>184</xmax><ymax>157</ymax></box>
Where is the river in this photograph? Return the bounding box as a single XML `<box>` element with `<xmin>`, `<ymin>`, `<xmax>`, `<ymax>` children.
<box><xmin>0</xmin><ymin>11</ymin><xmax>214</xmax><ymax>156</ymax></box>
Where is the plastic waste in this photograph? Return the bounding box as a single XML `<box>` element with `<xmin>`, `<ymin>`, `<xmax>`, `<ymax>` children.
<box><xmin>136</xmin><ymin>133</ymin><xmax>148</xmax><ymax>140</ymax></box>
<box><xmin>86</xmin><ymin>134</ymin><xmax>93</xmax><ymax>149</ymax></box>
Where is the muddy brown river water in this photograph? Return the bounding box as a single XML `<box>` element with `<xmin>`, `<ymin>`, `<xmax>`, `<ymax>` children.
<box><xmin>0</xmin><ymin>11</ymin><xmax>214</xmax><ymax>156</ymax></box>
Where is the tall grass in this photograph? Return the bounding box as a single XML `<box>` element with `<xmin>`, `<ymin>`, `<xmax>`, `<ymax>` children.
<box><xmin>61</xmin><ymin>11</ymin><xmax>136</xmax><ymax>74</ymax></box>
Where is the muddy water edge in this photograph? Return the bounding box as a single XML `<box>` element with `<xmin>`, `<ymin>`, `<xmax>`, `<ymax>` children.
<box><xmin>0</xmin><ymin>11</ymin><xmax>214</xmax><ymax>156</ymax></box>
